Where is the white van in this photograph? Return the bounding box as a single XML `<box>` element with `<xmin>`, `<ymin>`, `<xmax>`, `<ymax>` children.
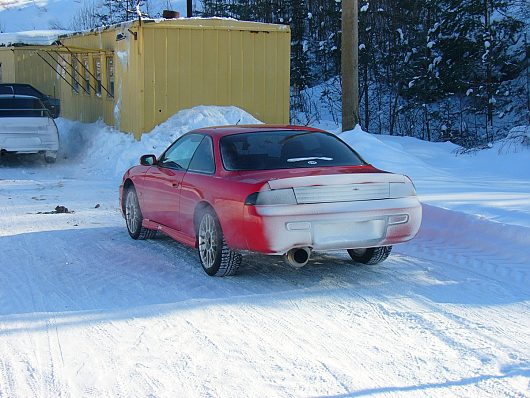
<box><xmin>0</xmin><ymin>94</ymin><xmax>59</xmax><ymax>163</ymax></box>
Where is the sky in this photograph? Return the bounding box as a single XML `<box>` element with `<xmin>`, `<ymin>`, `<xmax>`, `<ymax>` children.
<box><xmin>0</xmin><ymin>0</ymin><xmax>189</xmax><ymax>32</ymax></box>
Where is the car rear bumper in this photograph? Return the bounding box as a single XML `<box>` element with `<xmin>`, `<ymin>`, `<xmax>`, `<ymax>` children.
<box><xmin>0</xmin><ymin>116</ymin><xmax>59</xmax><ymax>153</ymax></box>
<box><xmin>0</xmin><ymin>132</ymin><xmax>59</xmax><ymax>153</ymax></box>
<box><xmin>243</xmin><ymin>196</ymin><xmax>422</xmax><ymax>254</ymax></box>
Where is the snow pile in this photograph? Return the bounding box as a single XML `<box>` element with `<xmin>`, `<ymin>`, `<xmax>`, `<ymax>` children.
<box><xmin>56</xmin><ymin>105</ymin><xmax>260</xmax><ymax>177</ymax></box>
<box><xmin>337</xmin><ymin>124</ymin><xmax>530</xmax><ymax>227</ymax></box>
<box><xmin>54</xmin><ymin>106</ymin><xmax>530</xmax><ymax>227</ymax></box>
<box><xmin>0</xmin><ymin>30</ymin><xmax>71</xmax><ymax>46</ymax></box>
<box><xmin>338</xmin><ymin>125</ymin><xmax>454</xmax><ymax>180</ymax></box>
<box><xmin>498</xmin><ymin>125</ymin><xmax>530</xmax><ymax>154</ymax></box>
<box><xmin>339</xmin><ymin>124</ymin><xmax>530</xmax><ymax>180</ymax></box>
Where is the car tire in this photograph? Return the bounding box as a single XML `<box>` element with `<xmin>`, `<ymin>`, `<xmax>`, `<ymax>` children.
<box><xmin>125</xmin><ymin>187</ymin><xmax>157</xmax><ymax>240</ymax></box>
<box><xmin>44</xmin><ymin>153</ymin><xmax>57</xmax><ymax>163</ymax></box>
<box><xmin>197</xmin><ymin>209</ymin><xmax>241</xmax><ymax>277</ymax></box>
<box><xmin>347</xmin><ymin>246</ymin><xmax>392</xmax><ymax>265</ymax></box>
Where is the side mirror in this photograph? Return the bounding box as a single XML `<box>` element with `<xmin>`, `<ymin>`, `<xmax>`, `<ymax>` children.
<box><xmin>47</xmin><ymin>98</ymin><xmax>61</xmax><ymax>118</ymax></box>
<box><xmin>140</xmin><ymin>154</ymin><xmax>157</xmax><ymax>166</ymax></box>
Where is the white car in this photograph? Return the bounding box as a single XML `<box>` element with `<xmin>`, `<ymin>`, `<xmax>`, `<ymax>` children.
<box><xmin>0</xmin><ymin>94</ymin><xmax>59</xmax><ymax>163</ymax></box>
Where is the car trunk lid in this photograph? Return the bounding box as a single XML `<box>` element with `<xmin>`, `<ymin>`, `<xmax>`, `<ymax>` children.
<box><xmin>267</xmin><ymin>172</ymin><xmax>407</xmax><ymax>203</ymax></box>
<box><xmin>0</xmin><ymin>117</ymin><xmax>51</xmax><ymax>132</ymax></box>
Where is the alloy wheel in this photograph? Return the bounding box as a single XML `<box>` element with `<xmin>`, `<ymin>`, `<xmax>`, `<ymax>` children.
<box><xmin>198</xmin><ymin>213</ymin><xmax>218</xmax><ymax>270</ymax></box>
<box><xmin>125</xmin><ymin>190</ymin><xmax>139</xmax><ymax>234</ymax></box>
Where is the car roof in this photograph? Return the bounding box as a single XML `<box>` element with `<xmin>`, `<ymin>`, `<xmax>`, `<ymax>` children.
<box><xmin>0</xmin><ymin>83</ymin><xmax>33</xmax><ymax>87</ymax></box>
<box><xmin>190</xmin><ymin>124</ymin><xmax>327</xmax><ymax>138</ymax></box>
<box><xmin>0</xmin><ymin>83</ymin><xmax>40</xmax><ymax>90</ymax></box>
<box><xmin>0</xmin><ymin>94</ymin><xmax>40</xmax><ymax>100</ymax></box>
<box><xmin>0</xmin><ymin>84</ymin><xmax>44</xmax><ymax>96</ymax></box>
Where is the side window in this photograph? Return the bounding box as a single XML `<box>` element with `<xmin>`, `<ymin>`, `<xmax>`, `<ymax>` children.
<box><xmin>160</xmin><ymin>134</ymin><xmax>204</xmax><ymax>170</ymax></box>
<box><xmin>94</xmin><ymin>57</ymin><xmax>102</xmax><ymax>96</ymax></box>
<box><xmin>188</xmin><ymin>136</ymin><xmax>215</xmax><ymax>174</ymax></box>
<box><xmin>72</xmin><ymin>56</ymin><xmax>79</xmax><ymax>93</ymax></box>
<box><xmin>106</xmin><ymin>56</ymin><xmax>114</xmax><ymax>97</ymax></box>
<box><xmin>83</xmin><ymin>57</ymin><xmax>90</xmax><ymax>94</ymax></box>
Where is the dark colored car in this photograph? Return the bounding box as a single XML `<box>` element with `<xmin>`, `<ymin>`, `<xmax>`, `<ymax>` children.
<box><xmin>0</xmin><ymin>83</ymin><xmax>60</xmax><ymax>118</ymax></box>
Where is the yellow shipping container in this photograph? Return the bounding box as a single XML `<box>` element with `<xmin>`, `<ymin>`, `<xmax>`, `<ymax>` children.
<box><xmin>0</xmin><ymin>18</ymin><xmax>291</xmax><ymax>138</ymax></box>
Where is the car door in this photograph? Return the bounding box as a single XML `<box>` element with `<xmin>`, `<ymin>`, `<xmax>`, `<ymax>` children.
<box><xmin>141</xmin><ymin>133</ymin><xmax>204</xmax><ymax>230</ymax></box>
<box><xmin>180</xmin><ymin>135</ymin><xmax>216</xmax><ymax>238</ymax></box>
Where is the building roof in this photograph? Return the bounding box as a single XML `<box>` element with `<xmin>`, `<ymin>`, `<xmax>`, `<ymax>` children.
<box><xmin>58</xmin><ymin>17</ymin><xmax>289</xmax><ymax>41</ymax></box>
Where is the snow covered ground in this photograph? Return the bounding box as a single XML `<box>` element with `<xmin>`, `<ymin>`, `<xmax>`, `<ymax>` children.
<box><xmin>1</xmin><ymin>107</ymin><xmax>529</xmax><ymax>397</ymax></box>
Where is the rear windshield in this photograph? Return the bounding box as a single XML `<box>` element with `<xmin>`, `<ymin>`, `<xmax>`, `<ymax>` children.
<box><xmin>220</xmin><ymin>130</ymin><xmax>366</xmax><ymax>171</ymax></box>
<box><xmin>0</xmin><ymin>98</ymin><xmax>48</xmax><ymax>117</ymax></box>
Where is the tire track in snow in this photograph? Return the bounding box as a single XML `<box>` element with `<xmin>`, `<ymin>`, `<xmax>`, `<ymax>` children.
<box><xmin>18</xmin><ymin>235</ymin><xmax>69</xmax><ymax>398</ymax></box>
<box><xmin>0</xmin><ymin>360</ymin><xmax>16</xmax><ymax>398</ymax></box>
<box><xmin>2</xmin><ymin>175</ymin><xmax>530</xmax><ymax>397</ymax></box>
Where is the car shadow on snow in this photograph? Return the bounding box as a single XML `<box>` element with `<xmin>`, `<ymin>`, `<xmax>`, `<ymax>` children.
<box><xmin>0</xmin><ymin>227</ymin><xmax>395</xmax><ymax>315</ymax></box>
<box><xmin>317</xmin><ymin>362</ymin><xmax>530</xmax><ymax>397</ymax></box>
<box><xmin>0</xmin><ymin>225</ymin><xmax>527</xmax><ymax>335</ymax></box>
<box><xmin>0</xmin><ymin>152</ymin><xmax>53</xmax><ymax>167</ymax></box>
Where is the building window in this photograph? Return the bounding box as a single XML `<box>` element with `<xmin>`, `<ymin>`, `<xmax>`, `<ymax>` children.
<box><xmin>94</xmin><ymin>57</ymin><xmax>102</xmax><ymax>96</ymax></box>
<box><xmin>59</xmin><ymin>57</ymin><xmax>67</xmax><ymax>79</ymax></box>
<box><xmin>83</xmin><ymin>57</ymin><xmax>90</xmax><ymax>95</ymax></box>
<box><xmin>72</xmin><ymin>56</ymin><xmax>79</xmax><ymax>94</ymax></box>
<box><xmin>106</xmin><ymin>56</ymin><xmax>114</xmax><ymax>98</ymax></box>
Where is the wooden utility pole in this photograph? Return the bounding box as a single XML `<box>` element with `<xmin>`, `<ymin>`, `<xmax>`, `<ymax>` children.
<box><xmin>526</xmin><ymin>32</ymin><xmax>530</xmax><ymax>124</ymax></box>
<box><xmin>484</xmin><ymin>0</ymin><xmax>493</xmax><ymax>134</ymax></box>
<box><xmin>187</xmin><ymin>0</ymin><xmax>193</xmax><ymax>17</ymax></box>
<box><xmin>341</xmin><ymin>0</ymin><xmax>359</xmax><ymax>132</ymax></box>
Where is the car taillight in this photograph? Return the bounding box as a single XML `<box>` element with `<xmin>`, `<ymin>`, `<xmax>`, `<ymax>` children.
<box><xmin>245</xmin><ymin>188</ymin><xmax>297</xmax><ymax>205</ymax></box>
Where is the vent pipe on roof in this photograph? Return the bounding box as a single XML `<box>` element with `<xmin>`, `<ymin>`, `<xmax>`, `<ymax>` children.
<box><xmin>162</xmin><ymin>10</ymin><xmax>180</xmax><ymax>19</ymax></box>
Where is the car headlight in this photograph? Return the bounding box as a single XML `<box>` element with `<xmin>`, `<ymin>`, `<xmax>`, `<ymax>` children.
<box><xmin>389</xmin><ymin>179</ymin><xmax>416</xmax><ymax>198</ymax></box>
<box><xmin>245</xmin><ymin>188</ymin><xmax>297</xmax><ymax>205</ymax></box>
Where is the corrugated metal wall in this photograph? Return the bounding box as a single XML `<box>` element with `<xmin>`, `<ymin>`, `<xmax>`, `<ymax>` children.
<box><xmin>141</xmin><ymin>20</ymin><xmax>290</xmax><ymax>134</ymax></box>
<box><xmin>0</xmin><ymin>50</ymin><xmax>16</xmax><ymax>83</ymax></box>
<box><xmin>0</xmin><ymin>48</ymin><xmax>60</xmax><ymax>98</ymax></box>
<box><xmin>1</xmin><ymin>19</ymin><xmax>290</xmax><ymax>138</ymax></box>
<box><xmin>59</xmin><ymin>26</ymin><xmax>132</xmax><ymax>133</ymax></box>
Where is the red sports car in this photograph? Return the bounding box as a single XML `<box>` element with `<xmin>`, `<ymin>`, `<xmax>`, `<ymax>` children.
<box><xmin>120</xmin><ymin>125</ymin><xmax>422</xmax><ymax>276</ymax></box>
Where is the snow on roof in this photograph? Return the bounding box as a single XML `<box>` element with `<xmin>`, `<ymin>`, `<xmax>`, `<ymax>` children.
<box><xmin>0</xmin><ymin>30</ymin><xmax>72</xmax><ymax>46</ymax></box>
<box><xmin>59</xmin><ymin>17</ymin><xmax>288</xmax><ymax>41</ymax></box>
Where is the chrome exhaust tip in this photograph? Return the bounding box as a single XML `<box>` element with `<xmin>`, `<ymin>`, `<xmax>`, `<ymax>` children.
<box><xmin>284</xmin><ymin>247</ymin><xmax>311</xmax><ymax>268</ymax></box>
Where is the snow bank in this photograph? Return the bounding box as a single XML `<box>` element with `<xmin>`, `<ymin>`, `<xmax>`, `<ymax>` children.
<box><xmin>338</xmin><ymin>125</ymin><xmax>453</xmax><ymax>180</ymax></box>
<box><xmin>54</xmin><ymin>109</ymin><xmax>529</xmax><ymax>227</ymax></box>
<box><xmin>499</xmin><ymin>125</ymin><xmax>530</xmax><ymax>154</ymax></box>
<box><xmin>337</xmin><ymin>125</ymin><xmax>530</xmax><ymax>228</ymax></box>
<box><xmin>339</xmin><ymin>124</ymin><xmax>530</xmax><ymax>180</ymax></box>
<box><xmin>56</xmin><ymin>105</ymin><xmax>260</xmax><ymax>178</ymax></box>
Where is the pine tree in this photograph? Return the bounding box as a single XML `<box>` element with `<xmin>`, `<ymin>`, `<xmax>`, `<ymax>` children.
<box><xmin>94</xmin><ymin>0</ymin><xmax>151</xmax><ymax>26</ymax></box>
<box><xmin>430</xmin><ymin>0</ymin><xmax>524</xmax><ymax>141</ymax></box>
